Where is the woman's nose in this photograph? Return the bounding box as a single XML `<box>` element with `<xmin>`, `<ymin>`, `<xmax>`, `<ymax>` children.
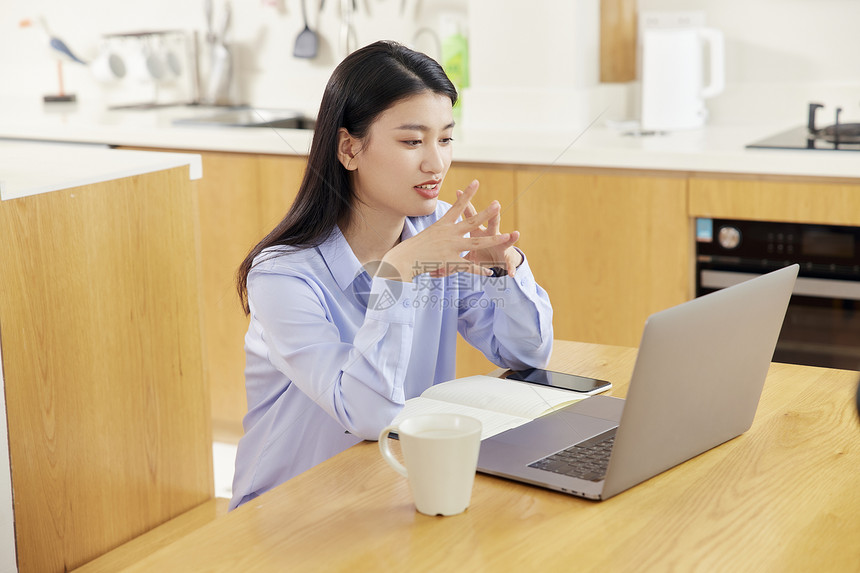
<box><xmin>421</xmin><ymin>143</ymin><xmax>446</xmax><ymax>174</ymax></box>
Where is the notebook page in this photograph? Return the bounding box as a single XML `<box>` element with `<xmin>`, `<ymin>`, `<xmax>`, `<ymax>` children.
<box><xmin>421</xmin><ymin>375</ymin><xmax>587</xmax><ymax>419</ymax></box>
<box><xmin>391</xmin><ymin>397</ymin><xmax>531</xmax><ymax>439</ymax></box>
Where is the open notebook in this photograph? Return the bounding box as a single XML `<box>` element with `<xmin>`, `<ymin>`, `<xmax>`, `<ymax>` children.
<box><xmin>391</xmin><ymin>375</ymin><xmax>591</xmax><ymax>440</ymax></box>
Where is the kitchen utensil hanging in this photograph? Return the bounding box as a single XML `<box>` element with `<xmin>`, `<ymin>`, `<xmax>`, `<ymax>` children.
<box><xmin>339</xmin><ymin>0</ymin><xmax>357</xmax><ymax>58</ymax></box>
<box><xmin>206</xmin><ymin>1</ymin><xmax>233</xmax><ymax>104</ymax></box>
<box><xmin>294</xmin><ymin>0</ymin><xmax>318</xmax><ymax>58</ymax></box>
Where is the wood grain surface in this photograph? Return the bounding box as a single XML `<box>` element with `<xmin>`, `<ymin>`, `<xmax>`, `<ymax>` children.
<box><xmin>601</xmin><ymin>0</ymin><xmax>638</xmax><ymax>82</ymax></box>
<box><xmin>690</xmin><ymin>177</ymin><xmax>860</xmax><ymax>226</ymax></box>
<box><xmin>0</xmin><ymin>167</ymin><xmax>212</xmax><ymax>572</ymax></box>
<box><xmin>515</xmin><ymin>169</ymin><xmax>690</xmax><ymax>347</ymax></box>
<box><xmin>101</xmin><ymin>341</ymin><xmax>860</xmax><ymax>572</ymax></box>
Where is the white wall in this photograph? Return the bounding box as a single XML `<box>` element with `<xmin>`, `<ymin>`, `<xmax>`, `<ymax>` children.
<box><xmin>1</xmin><ymin>0</ymin><xmax>858</xmax><ymax>126</ymax></box>
<box><xmin>638</xmin><ymin>0</ymin><xmax>860</xmax><ymax>125</ymax></box>
<box><xmin>462</xmin><ymin>0</ymin><xmax>610</xmax><ymax>141</ymax></box>
<box><xmin>0</xmin><ymin>0</ymin><xmax>468</xmax><ymax>116</ymax></box>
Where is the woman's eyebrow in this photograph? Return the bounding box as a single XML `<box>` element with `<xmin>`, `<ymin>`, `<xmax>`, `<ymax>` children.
<box><xmin>394</xmin><ymin>122</ymin><xmax>456</xmax><ymax>132</ymax></box>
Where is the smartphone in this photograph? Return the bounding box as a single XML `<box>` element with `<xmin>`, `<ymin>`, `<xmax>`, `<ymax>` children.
<box><xmin>504</xmin><ymin>368</ymin><xmax>612</xmax><ymax>395</ymax></box>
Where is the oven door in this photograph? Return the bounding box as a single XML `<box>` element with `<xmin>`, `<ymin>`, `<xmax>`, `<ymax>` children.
<box><xmin>700</xmin><ymin>269</ymin><xmax>860</xmax><ymax>371</ymax></box>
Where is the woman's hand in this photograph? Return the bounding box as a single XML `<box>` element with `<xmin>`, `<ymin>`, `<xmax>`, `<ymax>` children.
<box><xmin>458</xmin><ymin>180</ymin><xmax>523</xmax><ymax>277</ymax></box>
<box><xmin>381</xmin><ymin>179</ymin><xmax>518</xmax><ymax>282</ymax></box>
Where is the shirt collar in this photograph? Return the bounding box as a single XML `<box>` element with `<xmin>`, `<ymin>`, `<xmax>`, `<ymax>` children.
<box><xmin>401</xmin><ymin>217</ymin><xmax>420</xmax><ymax>240</ymax></box>
<box><xmin>319</xmin><ymin>219</ymin><xmax>419</xmax><ymax>292</ymax></box>
<box><xmin>317</xmin><ymin>225</ymin><xmax>365</xmax><ymax>292</ymax></box>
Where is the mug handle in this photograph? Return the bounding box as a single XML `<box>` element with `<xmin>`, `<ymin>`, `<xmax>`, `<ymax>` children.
<box><xmin>378</xmin><ymin>425</ymin><xmax>408</xmax><ymax>477</ymax></box>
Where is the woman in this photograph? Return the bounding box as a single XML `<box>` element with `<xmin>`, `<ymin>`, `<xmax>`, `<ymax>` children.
<box><xmin>230</xmin><ymin>41</ymin><xmax>553</xmax><ymax>509</ymax></box>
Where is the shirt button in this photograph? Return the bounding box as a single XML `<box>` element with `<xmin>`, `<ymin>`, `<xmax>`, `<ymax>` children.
<box><xmin>402</xmin><ymin>299</ymin><xmax>410</xmax><ymax>308</ymax></box>
<box><xmin>504</xmin><ymin>288</ymin><xmax>511</xmax><ymax>294</ymax></box>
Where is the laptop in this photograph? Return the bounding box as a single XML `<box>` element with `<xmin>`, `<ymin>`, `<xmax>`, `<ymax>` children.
<box><xmin>477</xmin><ymin>264</ymin><xmax>799</xmax><ymax>500</ymax></box>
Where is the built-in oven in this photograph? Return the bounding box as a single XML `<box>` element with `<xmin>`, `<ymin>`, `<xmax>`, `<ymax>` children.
<box><xmin>696</xmin><ymin>218</ymin><xmax>860</xmax><ymax>371</ymax></box>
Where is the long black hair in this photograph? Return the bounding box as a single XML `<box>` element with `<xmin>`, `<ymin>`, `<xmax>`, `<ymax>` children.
<box><xmin>237</xmin><ymin>40</ymin><xmax>458</xmax><ymax>314</ymax></box>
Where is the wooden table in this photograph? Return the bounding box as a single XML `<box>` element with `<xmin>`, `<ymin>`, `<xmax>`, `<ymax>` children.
<box><xmin>86</xmin><ymin>341</ymin><xmax>860</xmax><ymax>572</ymax></box>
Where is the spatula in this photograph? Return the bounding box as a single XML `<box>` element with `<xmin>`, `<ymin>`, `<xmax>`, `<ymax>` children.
<box><xmin>293</xmin><ymin>0</ymin><xmax>318</xmax><ymax>58</ymax></box>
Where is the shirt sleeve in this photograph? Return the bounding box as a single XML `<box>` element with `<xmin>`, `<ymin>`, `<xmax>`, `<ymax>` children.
<box><xmin>247</xmin><ymin>267</ymin><xmax>416</xmax><ymax>440</ymax></box>
<box><xmin>456</xmin><ymin>250</ymin><xmax>554</xmax><ymax>370</ymax></box>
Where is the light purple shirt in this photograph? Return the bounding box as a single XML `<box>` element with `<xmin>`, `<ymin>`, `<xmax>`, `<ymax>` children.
<box><xmin>230</xmin><ymin>201</ymin><xmax>553</xmax><ymax>509</ymax></box>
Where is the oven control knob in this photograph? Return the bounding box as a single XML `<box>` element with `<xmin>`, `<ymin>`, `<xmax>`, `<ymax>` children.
<box><xmin>718</xmin><ymin>226</ymin><xmax>741</xmax><ymax>249</ymax></box>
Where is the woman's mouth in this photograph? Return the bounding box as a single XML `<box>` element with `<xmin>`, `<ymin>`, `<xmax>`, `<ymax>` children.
<box><xmin>414</xmin><ymin>182</ymin><xmax>440</xmax><ymax>199</ymax></box>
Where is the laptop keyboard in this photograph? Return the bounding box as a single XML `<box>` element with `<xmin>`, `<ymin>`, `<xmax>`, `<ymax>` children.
<box><xmin>528</xmin><ymin>428</ymin><xmax>617</xmax><ymax>482</ymax></box>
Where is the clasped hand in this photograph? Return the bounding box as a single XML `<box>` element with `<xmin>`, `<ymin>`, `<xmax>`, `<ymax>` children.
<box><xmin>383</xmin><ymin>179</ymin><xmax>522</xmax><ymax>282</ymax></box>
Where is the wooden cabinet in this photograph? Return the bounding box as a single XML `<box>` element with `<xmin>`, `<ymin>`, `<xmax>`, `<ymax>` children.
<box><xmin>193</xmin><ymin>152</ymin><xmax>305</xmax><ymax>435</ymax></box>
<box><xmin>0</xmin><ymin>167</ymin><xmax>211</xmax><ymax>572</ymax></box>
<box><xmin>441</xmin><ymin>163</ymin><xmax>691</xmax><ymax>370</ymax></box>
<box><xmin>600</xmin><ymin>0</ymin><xmax>638</xmax><ymax>82</ymax></box>
<box><xmin>515</xmin><ymin>167</ymin><xmax>690</xmax><ymax>347</ymax></box>
<box><xmin>195</xmin><ymin>152</ymin><xmax>264</xmax><ymax>435</ymax></box>
<box><xmin>120</xmin><ymin>148</ymin><xmax>306</xmax><ymax>436</ymax></box>
<box><xmin>689</xmin><ymin>175</ymin><xmax>860</xmax><ymax>226</ymax></box>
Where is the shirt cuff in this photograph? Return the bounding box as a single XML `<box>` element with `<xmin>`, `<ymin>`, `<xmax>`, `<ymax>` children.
<box><xmin>481</xmin><ymin>251</ymin><xmax>539</xmax><ymax>301</ymax></box>
<box><xmin>363</xmin><ymin>276</ymin><xmax>417</xmax><ymax>324</ymax></box>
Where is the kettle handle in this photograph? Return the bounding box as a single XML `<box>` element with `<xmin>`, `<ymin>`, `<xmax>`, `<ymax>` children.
<box><xmin>699</xmin><ymin>28</ymin><xmax>725</xmax><ymax>99</ymax></box>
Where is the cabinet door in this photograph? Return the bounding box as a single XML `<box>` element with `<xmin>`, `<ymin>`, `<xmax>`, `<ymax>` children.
<box><xmin>515</xmin><ymin>169</ymin><xmax>690</xmax><ymax>347</ymax></box>
<box><xmin>257</xmin><ymin>155</ymin><xmax>307</xmax><ymax>229</ymax></box>
<box><xmin>441</xmin><ymin>164</ymin><xmax>518</xmax><ymax>377</ymax></box>
<box><xmin>194</xmin><ymin>153</ymin><xmax>262</xmax><ymax>433</ymax></box>
<box><xmin>200</xmin><ymin>153</ymin><xmax>305</xmax><ymax>435</ymax></box>
<box><xmin>115</xmin><ymin>147</ymin><xmax>277</xmax><ymax>433</ymax></box>
<box><xmin>689</xmin><ymin>177</ymin><xmax>860</xmax><ymax>225</ymax></box>
<box><xmin>0</xmin><ymin>168</ymin><xmax>210</xmax><ymax>571</ymax></box>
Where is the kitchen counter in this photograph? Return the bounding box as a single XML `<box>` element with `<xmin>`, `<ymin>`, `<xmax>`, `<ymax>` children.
<box><xmin>1</xmin><ymin>97</ymin><xmax>860</xmax><ymax>180</ymax></box>
<box><xmin>0</xmin><ymin>139</ymin><xmax>202</xmax><ymax>200</ymax></box>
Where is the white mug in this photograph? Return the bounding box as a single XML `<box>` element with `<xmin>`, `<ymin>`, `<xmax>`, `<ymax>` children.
<box><xmin>379</xmin><ymin>413</ymin><xmax>482</xmax><ymax>517</ymax></box>
<box><xmin>90</xmin><ymin>48</ymin><xmax>126</xmax><ymax>83</ymax></box>
<box><xmin>162</xmin><ymin>47</ymin><xmax>183</xmax><ymax>80</ymax></box>
<box><xmin>128</xmin><ymin>41</ymin><xmax>166</xmax><ymax>83</ymax></box>
<box><xmin>157</xmin><ymin>35</ymin><xmax>183</xmax><ymax>82</ymax></box>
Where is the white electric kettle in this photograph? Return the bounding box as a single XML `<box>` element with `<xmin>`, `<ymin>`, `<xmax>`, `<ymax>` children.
<box><xmin>640</xmin><ymin>13</ymin><xmax>725</xmax><ymax>132</ymax></box>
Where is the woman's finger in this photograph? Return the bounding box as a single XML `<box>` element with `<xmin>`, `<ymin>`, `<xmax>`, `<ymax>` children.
<box><xmin>427</xmin><ymin>260</ymin><xmax>492</xmax><ymax>278</ymax></box>
<box><xmin>463</xmin><ymin>232</ymin><xmax>515</xmax><ymax>252</ymax></box>
<box><xmin>464</xmin><ymin>200</ymin><xmax>486</xmax><ymax>233</ymax></box>
<box><xmin>505</xmin><ymin>232</ymin><xmax>522</xmax><ymax>277</ymax></box>
<box><xmin>457</xmin><ymin>200</ymin><xmax>499</xmax><ymax>232</ymax></box>
<box><xmin>466</xmin><ymin>263</ymin><xmax>494</xmax><ymax>276</ymax></box>
<box><xmin>457</xmin><ymin>189</ymin><xmax>479</xmax><ymax>221</ymax></box>
<box><xmin>486</xmin><ymin>208</ymin><xmax>501</xmax><ymax>235</ymax></box>
<box><xmin>442</xmin><ymin>180</ymin><xmax>480</xmax><ymax>223</ymax></box>
<box><xmin>465</xmin><ymin>200</ymin><xmax>478</xmax><ymax>220</ymax></box>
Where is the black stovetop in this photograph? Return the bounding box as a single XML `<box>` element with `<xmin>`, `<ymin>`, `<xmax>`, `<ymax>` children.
<box><xmin>747</xmin><ymin>126</ymin><xmax>860</xmax><ymax>152</ymax></box>
<box><xmin>747</xmin><ymin>103</ymin><xmax>860</xmax><ymax>152</ymax></box>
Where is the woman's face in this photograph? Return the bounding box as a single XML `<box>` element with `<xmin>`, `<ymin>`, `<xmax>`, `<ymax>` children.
<box><xmin>343</xmin><ymin>91</ymin><xmax>454</xmax><ymax>222</ymax></box>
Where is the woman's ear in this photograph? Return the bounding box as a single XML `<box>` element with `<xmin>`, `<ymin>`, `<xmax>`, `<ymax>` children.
<box><xmin>337</xmin><ymin>128</ymin><xmax>359</xmax><ymax>171</ymax></box>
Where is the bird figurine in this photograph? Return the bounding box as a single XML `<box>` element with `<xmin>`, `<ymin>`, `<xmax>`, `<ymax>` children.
<box><xmin>19</xmin><ymin>15</ymin><xmax>87</xmax><ymax>102</ymax></box>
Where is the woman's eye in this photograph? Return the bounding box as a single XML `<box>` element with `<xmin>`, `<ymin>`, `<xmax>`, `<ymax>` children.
<box><xmin>403</xmin><ymin>140</ymin><xmax>422</xmax><ymax>146</ymax></box>
<box><xmin>440</xmin><ymin>137</ymin><xmax>454</xmax><ymax>145</ymax></box>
